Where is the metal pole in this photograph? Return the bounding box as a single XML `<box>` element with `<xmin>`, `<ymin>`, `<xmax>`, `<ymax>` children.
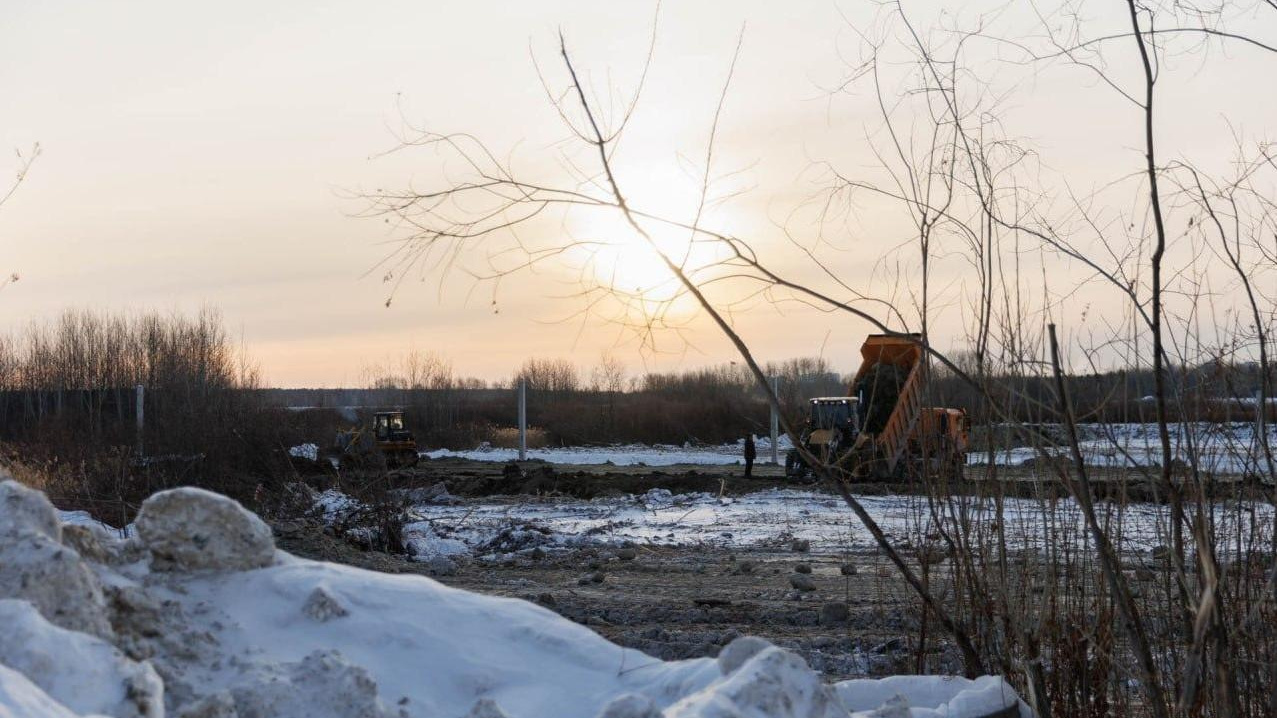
<box><xmin>770</xmin><ymin>375</ymin><xmax>780</xmax><ymax>464</ymax></box>
<box><xmin>1256</xmin><ymin>388</ymin><xmax>1264</xmax><ymax>473</ymax></box>
<box><xmin>135</xmin><ymin>384</ymin><xmax>145</xmax><ymax>459</ymax></box>
<box><xmin>518</xmin><ymin>378</ymin><xmax>527</xmax><ymax>461</ymax></box>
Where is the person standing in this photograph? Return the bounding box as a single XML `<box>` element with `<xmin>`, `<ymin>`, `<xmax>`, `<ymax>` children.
<box><xmin>743</xmin><ymin>434</ymin><xmax>757</xmax><ymax>479</ymax></box>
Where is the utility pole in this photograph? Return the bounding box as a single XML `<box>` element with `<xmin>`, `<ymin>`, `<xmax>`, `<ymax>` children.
<box><xmin>518</xmin><ymin>378</ymin><xmax>527</xmax><ymax>461</ymax></box>
<box><xmin>770</xmin><ymin>375</ymin><xmax>780</xmax><ymax>465</ymax></box>
<box><xmin>135</xmin><ymin>384</ymin><xmax>145</xmax><ymax>459</ymax></box>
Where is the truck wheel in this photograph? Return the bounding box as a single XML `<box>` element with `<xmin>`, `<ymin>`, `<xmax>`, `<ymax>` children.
<box><xmin>784</xmin><ymin>451</ymin><xmax>801</xmax><ymax>478</ymax></box>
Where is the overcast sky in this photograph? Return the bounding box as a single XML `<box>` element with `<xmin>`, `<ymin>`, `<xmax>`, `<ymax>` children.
<box><xmin>2</xmin><ymin>1</ymin><xmax>1274</xmax><ymax>386</ymax></box>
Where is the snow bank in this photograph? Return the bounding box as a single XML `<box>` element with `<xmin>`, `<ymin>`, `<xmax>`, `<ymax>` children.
<box><xmin>0</xmin><ymin>663</ymin><xmax>96</xmax><ymax>718</ymax></box>
<box><xmin>0</xmin><ymin>600</ymin><xmax>162</xmax><ymax>718</ymax></box>
<box><xmin>0</xmin><ymin>511</ymin><xmax>115</xmax><ymax>640</ymax></box>
<box><xmin>0</xmin><ymin>476</ymin><xmax>62</xmax><ymax>541</ymax></box>
<box><xmin>0</xmin><ymin>481</ymin><xmax>1027</xmax><ymax>718</ymax></box>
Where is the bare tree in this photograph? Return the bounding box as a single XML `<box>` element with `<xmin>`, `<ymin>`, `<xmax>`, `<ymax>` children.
<box><xmin>0</xmin><ymin>143</ymin><xmax>38</xmax><ymax>293</ymax></box>
<box><xmin>360</xmin><ymin>2</ymin><xmax>1277</xmax><ymax>713</ymax></box>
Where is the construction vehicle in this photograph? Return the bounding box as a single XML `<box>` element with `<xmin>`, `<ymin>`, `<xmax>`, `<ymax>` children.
<box><xmin>785</xmin><ymin>334</ymin><xmax>968</xmax><ymax>481</ymax></box>
<box><xmin>331</xmin><ymin>410</ymin><xmax>420</xmax><ymax>469</ymax></box>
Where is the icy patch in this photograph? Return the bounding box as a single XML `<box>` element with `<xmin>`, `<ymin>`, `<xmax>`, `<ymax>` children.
<box><xmin>401</xmin><ymin>521</ymin><xmax>470</xmax><ymax>559</ymax></box>
<box><xmin>315</xmin><ymin>488</ymin><xmax>363</xmax><ymax>522</ymax></box>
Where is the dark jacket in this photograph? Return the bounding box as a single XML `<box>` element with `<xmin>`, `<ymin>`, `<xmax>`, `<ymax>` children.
<box><xmin>744</xmin><ymin>436</ymin><xmax>757</xmax><ymax>460</ymax></box>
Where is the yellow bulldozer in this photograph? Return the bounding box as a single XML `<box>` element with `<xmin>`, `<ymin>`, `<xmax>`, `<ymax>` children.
<box><xmin>785</xmin><ymin>334</ymin><xmax>968</xmax><ymax>481</ymax></box>
<box><xmin>332</xmin><ymin>410</ymin><xmax>421</xmax><ymax>470</ymax></box>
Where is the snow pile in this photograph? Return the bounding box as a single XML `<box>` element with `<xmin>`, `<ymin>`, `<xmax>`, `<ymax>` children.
<box><xmin>837</xmin><ymin>676</ymin><xmax>1025</xmax><ymax>718</ymax></box>
<box><xmin>0</xmin><ymin>663</ymin><xmax>93</xmax><ymax>718</ymax></box>
<box><xmin>0</xmin><ymin>475</ymin><xmax>1027</xmax><ymax>718</ymax></box>
<box><xmin>0</xmin><ymin>600</ymin><xmax>162</xmax><ymax>718</ymax></box>
<box><xmin>135</xmin><ymin>487</ymin><xmax>276</xmax><ymax>572</ymax></box>
<box><xmin>289</xmin><ymin>443</ymin><xmax>320</xmax><ymax>462</ymax></box>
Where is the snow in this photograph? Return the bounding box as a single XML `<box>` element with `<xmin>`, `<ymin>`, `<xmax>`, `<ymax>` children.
<box><xmin>365</xmin><ymin>487</ymin><xmax>1263</xmax><ymax>561</ymax></box>
<box><xmin>425</xmin><ymin>436</ymin><xmax>792</xmax><ymax>467</ymax></box>
<box><xmin>0</xmin><ymin>663</ymin><xmax>96</xmax><ymax>718</ymax></box>
<box><xmin>0</xmin><ymin>520</ymin><xmax>116</xmax><ymax>640</ymax></box>
<box><xmin>421</xmin><ymin>422</ymin><xmax>1273</xmax><ymax>477</ymax></box>
<box><xmin>135</xmin><ymin>487</ymin><xmax>276</xmax><ymax>572</ymax></box>
<box><xmin>971</xmin><ymin>422</ymin><xmax>1277</xmax><ymax>475</ymax></box>
<box><xmin>290</xmin><ymin>443</ymin><xmax>320</xmax><ymax>462</ymax></box>
<box><xmin>0</xmin><ymin>477</ymin><xmax>62</xmax><ymax>541</ymax></box>
<box><xmin>837</xmin><ymin>676</ymin><xmax>1030</xmax><ymax>718</ymax></box>
<box><xmin>0</xmin><ymin>479</ymin><xmax>1027</xmax><ymax>718</ymax></box>
<box><xmin>0</xmin><ymin>600</ymin><xmax>162</xmax><ymax>718</ymax></box>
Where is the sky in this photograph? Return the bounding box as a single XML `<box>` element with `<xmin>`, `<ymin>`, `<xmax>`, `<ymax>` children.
<box><xmin>2</xmin><ymin>1</ymin><xmax>1275</xmax><ymax>387</ymax></box>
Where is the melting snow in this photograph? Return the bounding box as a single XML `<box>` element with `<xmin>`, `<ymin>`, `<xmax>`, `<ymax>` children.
<box><xmin>1</xmin><ymin>475</ymin><xmax>1030</xmax><ymax>718</ymax></box>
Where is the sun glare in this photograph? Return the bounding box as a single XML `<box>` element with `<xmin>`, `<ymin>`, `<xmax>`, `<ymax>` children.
<box><xmin>568</xmin><ymin>211</ymin><xmax>688</xmax><ymax>300</ymax></box>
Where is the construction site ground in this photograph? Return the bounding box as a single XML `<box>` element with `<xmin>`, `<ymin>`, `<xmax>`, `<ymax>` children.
<box><xmin>274</xmin><ymin>455</ymin><xmax>1209</xmax><ymax>680</ymax></box>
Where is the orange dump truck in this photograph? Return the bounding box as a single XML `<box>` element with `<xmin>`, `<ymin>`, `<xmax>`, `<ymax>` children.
<box><xmin>785</xmin><ymin>333</ymin><xmax>968</xmax><ymax>481</ymax></box>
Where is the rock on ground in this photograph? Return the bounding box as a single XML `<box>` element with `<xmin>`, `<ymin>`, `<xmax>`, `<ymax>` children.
<box><xmin>0</xmin><ymin>599</ymin><xmax>163</xmax><ymax>718</ymax></box>
<box><xmin>790</xmin><ymin>573</ymin><xmax>817</xmax><ymax>592</ymax></box>
<box><xmin>135</xmin><ymin>487</ymin><xmax>275</xmax><ymax>572</ymax></box>
<box><xmin>820</xmin><ymin>602</ymin><xmax>850</xmax><ymax>626</ymax></box>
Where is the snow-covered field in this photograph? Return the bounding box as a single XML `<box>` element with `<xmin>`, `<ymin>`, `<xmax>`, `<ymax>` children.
<box><xmin>0</xmin><ymin>477</ymin><xmax>1030</xmax><ymax>718</ymax></box>
<box><xmin>319</xmin><ymin>487</ymin><xmax>1273</xmax><ymax>566</ymax></box>
<box><xmin>973</xmin><ymin>422</ymin><xmax>1277</xmax><ymax>474</ymax></box>
<box><xmin>414</xmin><ymin>422</ymin><xmax>1276</xmax><ymax>475</ymax></box>
<box><xmin>425</xmin><ymin>436</ymin><xmax>792</xmax><ymax>467</ymax></box>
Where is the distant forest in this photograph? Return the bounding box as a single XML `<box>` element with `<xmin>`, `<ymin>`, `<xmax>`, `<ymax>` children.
<box><xmin>1</xmin><ymin>309</ymin><xmax>1271</xmax><ymax>460</ymax></box>
<box><xmin>261</xmin><ymin>355</ymin><xmax>1276</xmax><ymax>449</ymax></box>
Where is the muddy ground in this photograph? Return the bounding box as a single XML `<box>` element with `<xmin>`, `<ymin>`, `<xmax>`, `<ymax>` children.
<box><xmin>277</xmin><ymin>457</ymin><xmax>994</xmax><ymax>680</ymax></box>
<box><xmin>276</xmin><ymin>516</ymin><xmax>939</xmax><ymax>681</ymax></box>
<box><xmin>278</xmin><ymin>456</ymin><xmax>1214</xmax><ymax>680</ymax></box>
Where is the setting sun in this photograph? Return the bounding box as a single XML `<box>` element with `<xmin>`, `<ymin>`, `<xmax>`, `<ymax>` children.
<box><xmin>567</xmin><ymin>209</ymin><xmax>686</xmax><ymax>299</ymax></box>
